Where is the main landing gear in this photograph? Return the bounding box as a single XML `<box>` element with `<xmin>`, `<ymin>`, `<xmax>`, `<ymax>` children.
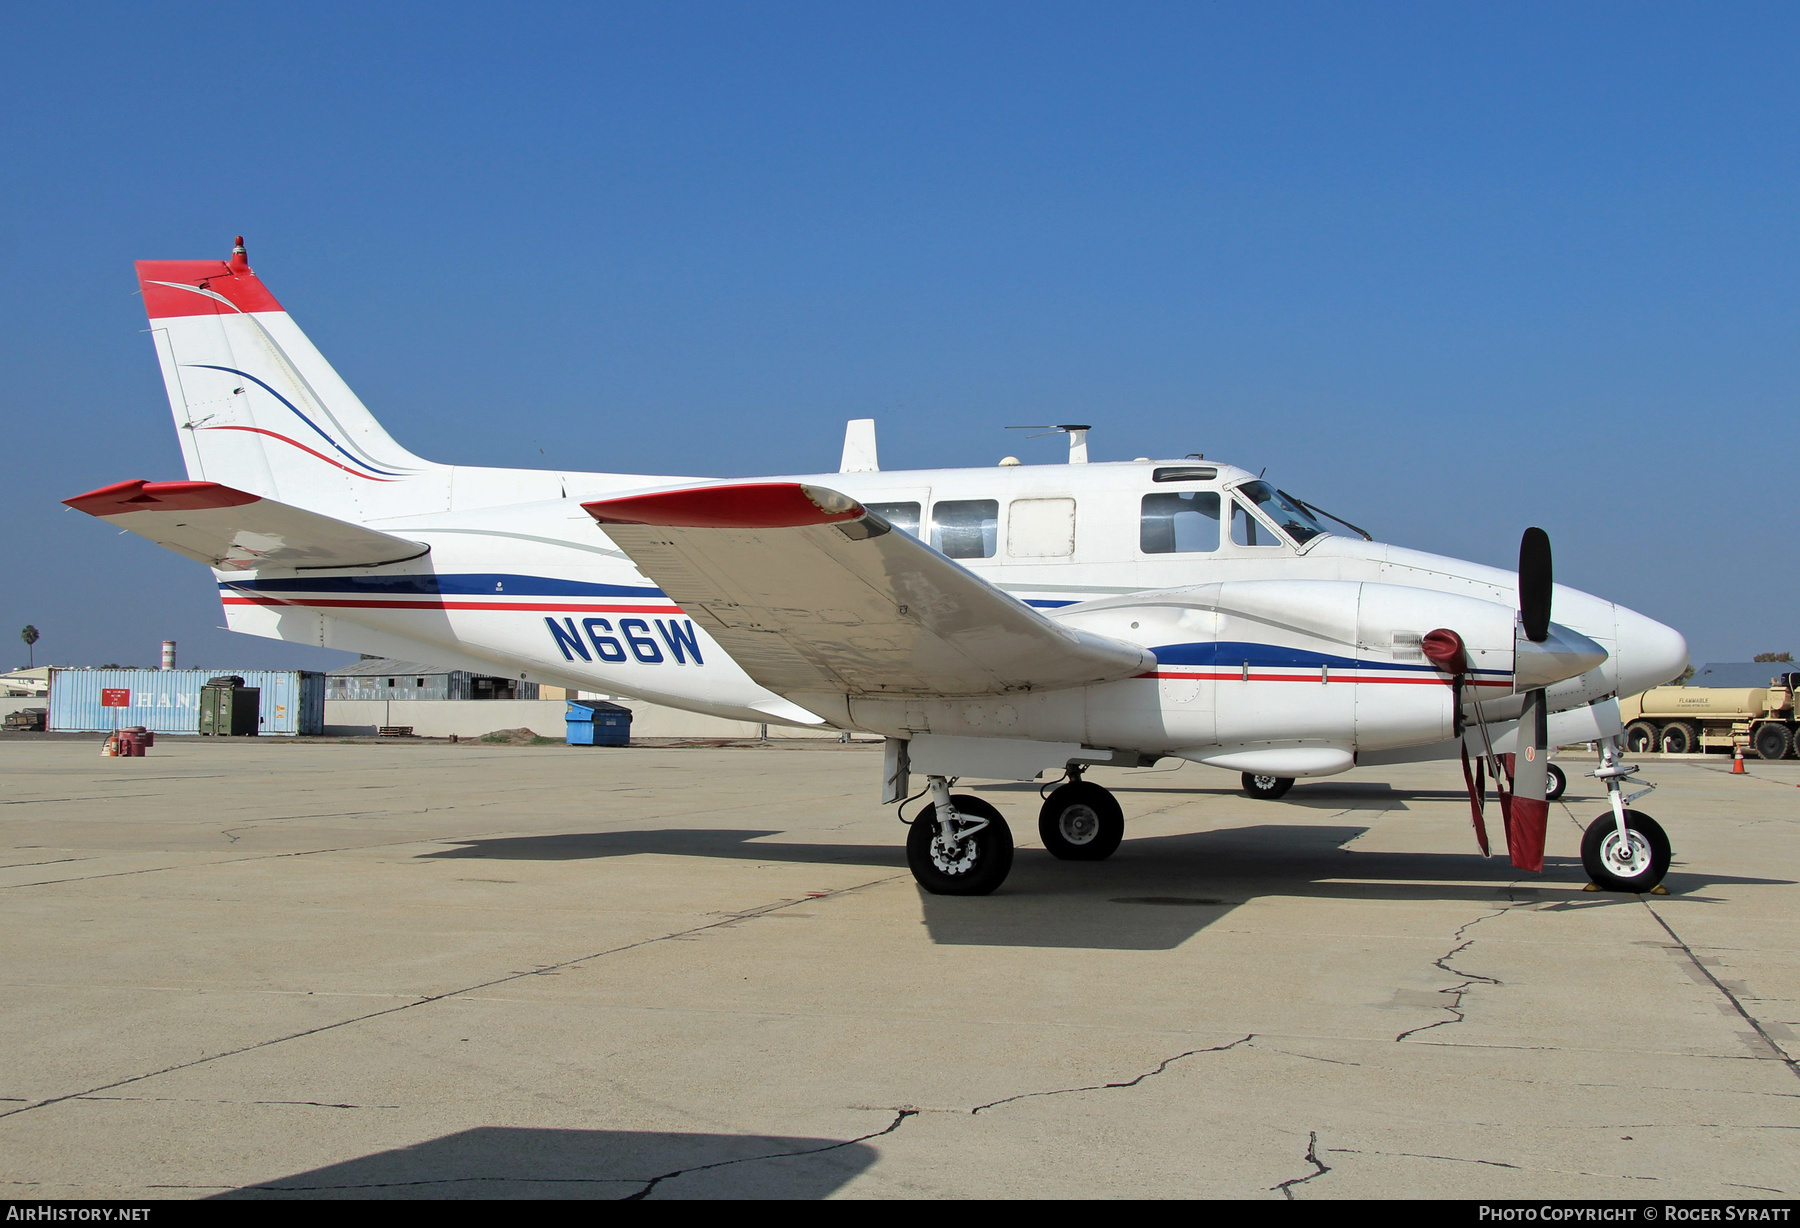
<box><xmin>1240</xmin><ymin>772</ymin><xmax>1294</xmax><ymax>800</ymax></box>
<box><xmin>904</xmin><ymin>768</ymin><xmax>1126</xmax><ymax>894</ymax></box>
<box><xmin>1579</xmin><ymin>737</ymin><xmax>1672</xmax><ymax>893</ymax></box>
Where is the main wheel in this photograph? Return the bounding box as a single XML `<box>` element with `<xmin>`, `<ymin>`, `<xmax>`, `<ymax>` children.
<box><xmin>907</xmin><ymin>795</ymin><xmax>1014</xmax><ymax>896</ymax></box>
<box><xmin>1624</xmin><ymin>721</ymin><xmax>1658</xmax><ymax>754</ymax></box>
<box><xmin>1659</xmin><ymin>721</ymin><xmax>1696</xmax><ymax>755</ymax></box>
<box><xmin>1545</xmin><ymin>763</ymin><xmax>1567</xmax><ymax>802</ymax></box>
<box><xmin>1581</xmin><ymin>810</ymin><xmax>1671</xmax><ymax>893</ymax></box>
<box><xmin>1753</xmin><ymin>723</ymin><xmax>1791</xmax><ymax>762</ymax></box>
<box><xmin>1242</xmin><ymin>772</ymin><xmax>1295</xmax><ymax>800</ymax></box>
<box><xmin>1037</xmin><ymin>781</ymin><xmax>1124</xmax><ymax>861</ymax></box>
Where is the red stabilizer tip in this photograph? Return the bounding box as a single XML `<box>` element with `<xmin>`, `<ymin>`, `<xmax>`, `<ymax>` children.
<box><xmin>64</xmin><ymin>479</ymin><xmax>260</xmax><ymax>516</ymax></box>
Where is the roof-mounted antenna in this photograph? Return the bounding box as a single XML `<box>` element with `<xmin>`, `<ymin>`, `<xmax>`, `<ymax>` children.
<box><xmin>1005</xmin><ymin>423</ymin><xmax>1092</xmax><ymax>464</ymax></box>
<box><xmin>840</xmin><ymin>419</ymin><xmax>879</xmax><ymax>473</ymax></box>
<box><xmin>229</xmin><ymin>235</ymin><xmax>249</xmax><ymax>275</ymax></box>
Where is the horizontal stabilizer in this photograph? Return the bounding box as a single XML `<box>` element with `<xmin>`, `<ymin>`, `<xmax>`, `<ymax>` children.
<box><xmin>583</xmin><ymin>482</ymin><xmax>1154</xmax><ymax>697</ymax></box>
<box><xmin>64</xmin><ymin>480</ymin><xmax>429</xmax><ymax>572</ymax></box>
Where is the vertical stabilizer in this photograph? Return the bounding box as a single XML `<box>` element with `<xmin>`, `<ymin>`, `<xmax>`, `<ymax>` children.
<box><xmin>136</xmin><ymin>238</ymin><xmax>447</xmax><ymax>521</ymax></box>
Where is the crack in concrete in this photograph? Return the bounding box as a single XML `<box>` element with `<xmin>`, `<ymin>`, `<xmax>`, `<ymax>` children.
<box><xmin>1395</xmin><ymin>900</ymin><xmax>1519</xmax><ymax>1043</ymax></box>
<box><xmin>1644</xmin><ymin>902</ymin><xmax>1800</xmax><ymax>1082</ymax></box>
<box><xmin>1271</xmin><ymin>1130</ymin><xmax>1330</xmax><ymax>1199</ymax></box>
<box><xmin>968</xmin><ymin>1034</ymin><xmax>1254</xmax><ymax>1114</ymax></box>
<box><xmin>624</xmin><ymin>1109</ymin><xmax>917</xmax><ymax>1200</ymax></box>
<box><xmin>1324</xmin><ymin>1145</ymin><xmax>1518</xmax><ymax>1169</ymax></box>
<box><xmin>0</xmin><ymin>873</ymin><xmax>900</xmax><ymax>1124</ymax></box>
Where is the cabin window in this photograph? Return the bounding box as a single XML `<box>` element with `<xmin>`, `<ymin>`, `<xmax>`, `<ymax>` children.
<box><xmin>1234</xmin><ymin>480</ymin><xmax>1329</xmax><ymax>544</ymax></box>
<box><xmin>1140</xmin><ymin>492</ymin><xmax>1220</xmax><ymax>553</ymax></box>
<box><xmin>1007</xmin><ymin>498</ymin><xmax>1075</xmax><ymax>558</ymax></box>
<box><xmin>1230</xmin><ymin>499</ymin><xmax>1281</xmax><ymax>547</ymax></box>
<box><xmin>864</xmin><ymin>501</ymin><xmax>921</xmax><ymax>538</ymax></box>
<box><xmin>931</xmin><ymin>499</ymin><xmax>998</xmax><ymax>558</ymax></box>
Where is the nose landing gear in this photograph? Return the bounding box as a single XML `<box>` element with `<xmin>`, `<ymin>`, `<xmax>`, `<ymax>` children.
<box><xmin>1579</xmin><ymin>738</ymin><xmax>1671</xmax><ymax>893</ymax></box>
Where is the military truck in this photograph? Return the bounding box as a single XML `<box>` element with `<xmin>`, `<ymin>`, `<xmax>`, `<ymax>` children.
<box><xmin>1620</xmin><ymin>672</ymin><xmax>1799</xmax><ymax>759</ymax></box>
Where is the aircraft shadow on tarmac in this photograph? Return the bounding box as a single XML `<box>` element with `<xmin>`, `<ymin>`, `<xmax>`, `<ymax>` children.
<box><xmin>213</xmin><ymin>1125</ymin><xmax>874</xmax><ymax>1200</ymax></box>
<box><xmin>424</xmin><ymin>823</ymin><xmax>1789</xmax><ymax>952</ymax></box>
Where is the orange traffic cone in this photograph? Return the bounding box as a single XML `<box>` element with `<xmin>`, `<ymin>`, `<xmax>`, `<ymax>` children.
<box><xmin>1732</xmin><ymin>745</ymin><xmax>1746</xmax><ymax>774</ymax></box>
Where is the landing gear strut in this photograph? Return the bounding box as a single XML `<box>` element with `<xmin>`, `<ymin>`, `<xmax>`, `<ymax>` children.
<box><xmin>1580</xmin><ymin>736</ymin><xmax>1671</xmax><ymax>893</ymax></box>
<box><xmin>906</xmin><ymin>776</ymin><xmax>1014</xmax><ymax>895</ymax></box>
<box><xmin>1038</xmin><ymin>769</ymin><xmax>1124</xmax><ymax>861</ymax></box>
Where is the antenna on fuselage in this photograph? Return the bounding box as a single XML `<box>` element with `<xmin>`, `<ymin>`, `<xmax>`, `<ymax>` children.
<box><xmin>1005</xmin><ymin>423</ymin><xmax>1092</xmax><ymax>464</ymax></box>
<box><xmin>840</xmin><ymin>419</ymin><xmax>879</xmax><ymax>473</ymax></box>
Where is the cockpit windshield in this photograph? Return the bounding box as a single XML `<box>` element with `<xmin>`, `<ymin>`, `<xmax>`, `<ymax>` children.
<box><xmin>1234</xmin><ymin>481</ymin><xmax>1331</xmax><ymax>545</ymax></box>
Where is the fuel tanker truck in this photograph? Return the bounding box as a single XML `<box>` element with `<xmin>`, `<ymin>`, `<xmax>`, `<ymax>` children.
<box><xmin>1620</xmin><ymin>672</ymin><xmax>1800</xmax><ymax>759</ymax></box>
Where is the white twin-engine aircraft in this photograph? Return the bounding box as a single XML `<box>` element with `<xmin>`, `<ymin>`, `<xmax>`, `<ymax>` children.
<box><xmin>70</xmin><ymin>239</ymin><xmax>1689</xmax><ymax>897</ymax></box>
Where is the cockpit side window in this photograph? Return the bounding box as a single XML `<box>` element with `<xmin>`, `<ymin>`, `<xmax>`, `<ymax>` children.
<box><xmin>1234</xmin><ymin>480</ymin><xmax>1329</xmax><ymax>544</ymax></box>
<box><xmin>1141</xmin><ymin>491</ymin><xmax>1220</xmax><ymax>553</ymax></box>
<box><xmin>1230</xmin><ymin>498</ymin><xmax>1281</xmax><ymax>547</ymax></box>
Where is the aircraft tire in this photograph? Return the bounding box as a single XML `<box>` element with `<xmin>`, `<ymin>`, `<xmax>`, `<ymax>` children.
<box><xmin>1241</xmin><ymin>772</ymin><xmax>1295</xmax><ymax>800</ymax></box>
<box><xmin>1659</xmin><ymin>722</ymin><xmax>1697</xmax><ymax>755</ymax></box>
<box><xmin>1545</xmin><ymin>763</ymin><xmax>1567</xmax><ymax>802</ymax></box>
<box><xmin>1624</xmin><ymin>721</ymin><xmax>1658</xmax><ymax>755</ymax></box>
<box><xmin>1037</xmin><ymin>782</ymin><xmax>1124</xmax><ymax>861</ymax></box>
<box><xmin>907</xmin><ymin>795</ymin><xmax>1013</xmax><ymax>896</ymax></box>
<box><xmin>1581</xmin><ymin>810</ymin><xmax>1671</xmax><ymax>893</ymax></box>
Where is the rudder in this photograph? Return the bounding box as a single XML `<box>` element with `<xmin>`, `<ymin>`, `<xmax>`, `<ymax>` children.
<box><xmin>137</xmin><ymin>238</ymin><xmax>445</xmax><ymax>520</ymax></box>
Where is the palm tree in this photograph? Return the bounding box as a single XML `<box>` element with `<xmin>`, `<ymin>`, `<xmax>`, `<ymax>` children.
<box><xmin>20</xmin><ymin>625</ymin><xmax>39</xmax><ymax>669</ymax></box>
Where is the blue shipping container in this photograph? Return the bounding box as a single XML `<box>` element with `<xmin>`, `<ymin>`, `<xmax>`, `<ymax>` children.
<box><xmin>565</xmin><ymin>700</ymin><xmax>632</xmax><ymax>747</ymax></box>
<box><xmin>48</xmin><ymin>669</ymin><xmax>326</xmax><ymax>736</ymax></box>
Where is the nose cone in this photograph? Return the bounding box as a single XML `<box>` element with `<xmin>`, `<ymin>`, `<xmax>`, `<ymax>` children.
<box><xmin>1516</xmin><ymin>622</ymin><xmax>1610</xmax><ymax>691</ymax></box>
<box><xmin>1613</xmin><ymin>604</ymin><xmax>1689</xmax><ymax>697</ymax></box>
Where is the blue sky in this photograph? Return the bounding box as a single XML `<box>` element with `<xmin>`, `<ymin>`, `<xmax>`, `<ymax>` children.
<box><xmin>3</xmin><ymin>2</ymin><xmax>1795</xmax><ymax>673</ymax></box>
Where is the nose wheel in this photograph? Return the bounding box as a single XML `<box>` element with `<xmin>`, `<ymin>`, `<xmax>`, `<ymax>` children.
<box><xmin>1580</xmin><ymin>809</ymin><xmax>1670</xmax><ymax>893</ymax></box>
<box><xmin>1038</xmin><ymin>780</ymin><xmax>1124</xmax><ymax>861</ymax></box>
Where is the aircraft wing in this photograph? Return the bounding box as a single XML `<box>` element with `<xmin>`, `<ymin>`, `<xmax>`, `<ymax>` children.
<box><xmin>583</xmin><ymin>482</ymin><xmax>1154</xmax><ymax>697</ymax></box>
<box><xmin>64</xmin><ymin>480</ymin><xmax>429</xmax><ymax>572</ymax></box>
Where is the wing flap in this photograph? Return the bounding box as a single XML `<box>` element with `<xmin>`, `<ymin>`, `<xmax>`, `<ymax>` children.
<box><xmin>584</xmin><ymin>482</ymin><xmax>1153</xmax><ymax>697</ymax></box>
<box><xmin>65</xmin><ymin>480</ymin><xmax>429</xmax><ymax>572</ymax></box>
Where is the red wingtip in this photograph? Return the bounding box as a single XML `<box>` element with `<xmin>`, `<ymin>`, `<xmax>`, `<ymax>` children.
<box><xmin>64</xmin><ymin>479</ymin><xmax>260</xmax><ymax>516</ymax></box>
<box><xmin>228</xmin><ymin>236</ymin><xmax>249</xmax><ymax>274</ymax></box>
<box><xmin>582</xmin><ymin>482</ymin><xmax>864</xmax><ymax>528</ymax></box>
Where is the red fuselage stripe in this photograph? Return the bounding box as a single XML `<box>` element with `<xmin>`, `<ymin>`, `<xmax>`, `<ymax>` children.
<box><xmin>1144</xmin><ymin>670</ymin><xmax>1509</xmax><ymax>687</ymax></box>
<box><xmin>221</xmin><ymin>595</ymin><xmax>681</xmax><ymax>613</ymax></box>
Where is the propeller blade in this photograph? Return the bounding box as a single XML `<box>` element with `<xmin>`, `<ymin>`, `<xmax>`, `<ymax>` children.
<box><xmin>1519</xmin><ymin>527</ymin><xmax>1552</xmax><ymax>644</ymax></box>
<box><xmin>1505</xmin><ymin>688</ymin><xmax>1551</xmax><ymax>872</ymax></box>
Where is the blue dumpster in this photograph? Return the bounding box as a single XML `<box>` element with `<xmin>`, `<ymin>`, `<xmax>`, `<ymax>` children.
<box><xmin>565</xmin><ymin>700</ymin><xmax>632</xmax><ymax>746</ymax></box>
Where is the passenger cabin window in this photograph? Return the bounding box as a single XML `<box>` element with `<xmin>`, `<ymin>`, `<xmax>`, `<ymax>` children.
<box><xmin>1007</xmin><ymin>498</ymin><xmax>1075</xmax><ymax>558</ymax></box>
<box><xmin>864</xmin><ymin>501</ymin><xmax>921</xmax><ymax>538</ymax></box>
<box><xmin>1151</xmin><ymin>465</ymin><xmax>1219</xmax><ymax>483</ymax></box>
<box><xmin>1141</xmin><ymin>491</ymin><xmax>1220</xmax><ymax>553</ymax></box>
<box><xmin>931</xmin><ymin>499</ymin><xmax>998</xmax><ymax>559</ymax></box>
<box><xmin>1230</xmin><ymin>499</ymin><xmax>1281</xmax><ymax>547</ymax></box>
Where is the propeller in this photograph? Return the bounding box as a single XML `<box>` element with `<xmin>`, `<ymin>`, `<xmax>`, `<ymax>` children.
<box><xmin>1506</xmin><ymin>527</ymin><xmax>1553</xmax><ymax>872</ymax></box>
